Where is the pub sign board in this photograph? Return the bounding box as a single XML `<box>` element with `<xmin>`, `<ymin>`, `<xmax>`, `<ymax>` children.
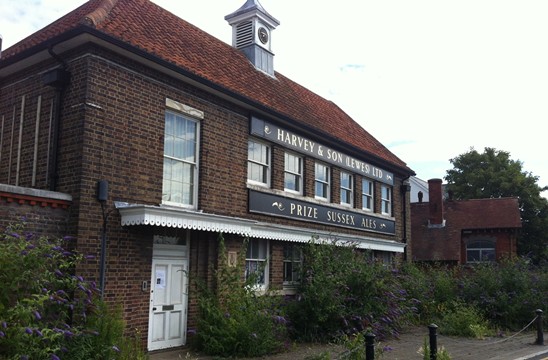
<box><xmin>250</xmin><ymin>117</ymin><xmax>394</xmax><ymax>185</ymax></box>
<box><xmin>249</xmin><ymin>190</ymin><xmax>396</xmax><ymax>235</ymax></box>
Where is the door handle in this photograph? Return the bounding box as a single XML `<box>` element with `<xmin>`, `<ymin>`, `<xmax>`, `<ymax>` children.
<box><xmin>152</xmin><ymin>307</ymin><xmax>157</xmax><ymax>311</ymax></box>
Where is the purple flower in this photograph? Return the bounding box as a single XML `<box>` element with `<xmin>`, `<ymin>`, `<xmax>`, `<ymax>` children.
<box><xmin>36</xmin><ymin>329</ymin><xmax>43</xmax><ymax>337</ymax></box>
<box><xmin>21</xmin><ymin>356</ymin><xmax>29</xmax><ymax>360</ymax></box>
<box><xmin>85</xmin><ymin>254</ymin><xmax>95</xmax><ymax>260</ymax></box>
<box><xmin>52</xmin><ymin>246</ymin><xmax>62</xmax><ymax>251</ymax></box>
<box><xmin>26</xmin><ymin>244</ymin><xmax>35</xmax><ymax>250</ymax></box>
<box><xmin>25</xmin><ymin>327</ymin><xmax>33</xmax><ymax>335</ymax></box>
<box><xmin>33</xmin><ymin>310</ymin><xmax>42</xmax><ymax>320</ymax></box>
<box><xmin>0</xmin><ymin>331</ymin><xmax>5</xmax><ymax>337</ymax></box>
<box><xmin>9</xmin><ymin>233</ymin><xmax>20</xmax><ymax>238</ymax></box>
<box><xmin>62</xmin><ymin>251</ymin><xmax>72</xmax><ymax>256</ymax></box>
<box><xmin>383</xmin><ymin>346</ymin><xmax>393</xmax><ymax>352</ymax></box>
<box><xmin>51</xmin><ymin>354</ymin><xmax>60</xmax><ymax>360</ymax></box>
<box><xmin>63</xmin><ymin>236</ymin><xmax>76</xmax><ymax>241</ymax></box>
<box><xmin>1</xmin><ymin>321</ymin><xmax>6</xmax><ymax>329</ymax></box>
<box><xmin>20</xmin><ymin>250</ymin><xmax>28</xmax><ymax>256</ymax></box>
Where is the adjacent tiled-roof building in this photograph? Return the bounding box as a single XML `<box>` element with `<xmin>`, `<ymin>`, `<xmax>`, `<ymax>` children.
<box><xmin>411</xmin><ymin>179</ymin><xmax>522</xmax><ymax>264</ymax></box>
<box><xmin>0</xmin><ymin>0</ymin><xmax>414</xmax><ymax>352</ymax></box>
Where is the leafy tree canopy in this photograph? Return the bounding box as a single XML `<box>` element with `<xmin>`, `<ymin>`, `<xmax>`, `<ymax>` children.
<box><xmin>445</xmin><ymin>147</ymin><xmax>548</xmax><ymax>264</ymax></box>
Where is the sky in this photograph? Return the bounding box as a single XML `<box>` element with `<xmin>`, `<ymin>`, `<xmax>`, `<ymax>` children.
<box><xmin>1</xmin><ymin>0</ymin><xmax>547</xmax><ymax>195</ymax></box>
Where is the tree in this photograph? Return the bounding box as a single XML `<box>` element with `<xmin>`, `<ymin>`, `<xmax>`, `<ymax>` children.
<box><xmin>445</xmin><ymin>147</ymin><xmax>548</xmax><ymax>264</ymax></box>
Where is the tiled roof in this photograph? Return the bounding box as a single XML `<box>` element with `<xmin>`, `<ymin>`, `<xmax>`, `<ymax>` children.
<box><xmin>1</xmin><ymin>0</ymin><xmax>412</xmax><ymax>173</ymax></box>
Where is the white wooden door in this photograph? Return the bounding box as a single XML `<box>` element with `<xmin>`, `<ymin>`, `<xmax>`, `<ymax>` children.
<box><xmin>148</xmin><ymin>258</ymin><xmax>188</xmax><ymax>351</ymax></box>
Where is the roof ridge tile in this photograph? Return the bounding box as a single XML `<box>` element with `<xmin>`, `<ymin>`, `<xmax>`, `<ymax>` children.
<box><xmin>81</xmin><ymin>0</ymin><xmax>119</xmax><ymax>27</ymax></box>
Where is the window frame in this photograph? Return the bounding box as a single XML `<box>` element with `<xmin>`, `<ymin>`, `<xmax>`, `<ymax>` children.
<box><xmin>466</xmin><ymin>239</ymin><xmax>496</xmax><ymax>263</ymax></box>
<box><xmin>247</xmin><ymin>138</ymin><xmax>271</xmax><ymax>187</ymax></box>
<box><xmin>381</xmin><ymin>185</ymin><xmax>392</xmax><ymax>216</ymax></box>
<box><xmin>245</xmin><ymin>239</ymin><xmax>269</xmax><ymax>291</ymax></box>
<box><xmin>283</xmin><ymin>243</ymin><xmax>303</xmax><ymax>287</ymax></box>
<box><xmin>162</xmin><ymin>110</ymin><xmax>200</xmax><ymax>209</ymax></box>
<box><xmin>284</xmin><ymin>151</ymin><xmax>303</xmax><ymax>195</ymax></box>
<box><xmin>362</xmin><ymin>178</ymin><xmax>374</xmax><ymax>212</ymax></box>
<box><xmin>314</xmin><ymin>162</ymin><xmax>330</xmax><ymax>201</ymax></box>
<box><xmin>340</xmin><ymin>171</ymin><xmax>354</xmax><ymax>207</ymax></box>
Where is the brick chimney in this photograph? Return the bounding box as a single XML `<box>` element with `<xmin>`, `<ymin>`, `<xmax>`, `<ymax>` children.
<box><xmin>428</xmin><ymin>178</ymin><xmax>445</xmax><ymax>227</ymax></box>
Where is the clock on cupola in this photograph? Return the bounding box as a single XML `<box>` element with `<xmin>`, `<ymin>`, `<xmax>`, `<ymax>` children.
<box><xmin>225</xmin><ymin>0</ymin><xmax>280</xmax><ymax>76</ymax></box>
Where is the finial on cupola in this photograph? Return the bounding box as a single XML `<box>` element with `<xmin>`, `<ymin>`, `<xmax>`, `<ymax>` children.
<box><xmin>225</xmin><ymin>0</ymin><xmax>280</xmax><ymax>76</ymax></box>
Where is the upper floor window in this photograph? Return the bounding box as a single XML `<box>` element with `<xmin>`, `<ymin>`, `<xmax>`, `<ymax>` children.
<box><xmin>340</xmin><ymin>171</ymin><xmax>354</xmax><ymax>207</ymax></box>
<box><xmin>245</xmin><ymin>239</ymin><xmax>269</xmax><ymax>289</ymax></box>
<box><xmin>362</xmin><ymin>179</ymin><xmax>374</xmax><ymax>211</ymax></box>
<box><xmin>381</xmin><ymin>185</ymin><xmax>392</xmax><ymax>216</ymax></box>
<box><xmin>162</xmin><ymin>111</ymin><xmax>199</xmax><ymax>207</ymax></box>
<box><xmin>283</xmin><ymin>244</ymin><xmax>302</xmax><ymax>286</ymax></box>
<box><xmin>315</xmin><ymin>162</ymin><xmax>330</xmax><ymax>201</ymax></box>
<box><xmin>247</xmin><ymin>139</ymin><xmax>270</xmax><ymax>187</ymax></box>
<box><xmin>284</xmin><ymin>152</ymin><xmax>303</xmax><ymax>194</ymax></box>
<box><xmin>466</xmin><ymin>239</ymin><xmax>496</xmax><ymax>263</ymax></box>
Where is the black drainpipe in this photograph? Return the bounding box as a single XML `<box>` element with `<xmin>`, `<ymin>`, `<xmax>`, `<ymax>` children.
<box><xmin>43</xmin><ymin>45</ymin><xmax>71</xmax><ymax>191</ymax></box>
<box><xmin>400</xmin><ymin>175</ymin><xmax>412</xmax><ymax>261</ymax></box>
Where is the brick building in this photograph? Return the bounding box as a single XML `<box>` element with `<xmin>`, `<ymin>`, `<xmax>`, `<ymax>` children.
<box><xmin>0</xmin><ymin>0</ymin><xmax>414</xmax><ymax>352</ymax></box>
<box><xmin>411</xmin><ymin>179</ymin><xmax>522</xmax><ymax>264</ymax></box>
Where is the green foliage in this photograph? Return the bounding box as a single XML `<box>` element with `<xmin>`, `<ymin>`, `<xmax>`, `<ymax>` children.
<box><xmin>285</xmin><ymin>238</ymin><xmax>416</xmax><ymax>342</ymax></box>
<box><xmin>445</xmin><ymin>147</ymin><xmax>548</xmax><ymax>264</ymax></box>
<box><xmin>337</xmin><ymin>332</ymin><xmax>386</xmax><ymax>359</ymax></box>
<box><xmin>400</xmin><ymin>260</ymin><xmax>547</xmax><ymax>334</ymax></box>
<box><xmin>193</xmin><ymin>235</ymin><xmax>289</xmax><ymax>357</ymax></box>
<box><xmin>0</xmin><ymin>221</ymin><xmax>146</xmax><ymax>360</ymax></box>
<box><xmin>458</xmin><ymin>259</ymin><xmax>547</xmax><ymax>330</ymax></box>
<box><xmin>436</xmin><ymin>301</ymin><xmax>492</xmax><ymax>338</ymax></box>
<box><xmin>419</xmin><ymin>337</ymin><xmax>452</xmax><ymax>360</ymax></box>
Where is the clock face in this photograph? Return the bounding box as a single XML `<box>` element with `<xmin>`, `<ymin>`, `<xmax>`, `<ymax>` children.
<box><xmin>258</xmin><ymin>27</ymin><xmax>268</xmax><ymax>44</ymax></box>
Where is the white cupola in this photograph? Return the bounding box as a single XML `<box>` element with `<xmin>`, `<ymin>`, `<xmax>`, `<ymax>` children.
<box><xmin>225</xmin><ymin>0</ymin><xmax>280</xmax><ymax>76</ymax></box>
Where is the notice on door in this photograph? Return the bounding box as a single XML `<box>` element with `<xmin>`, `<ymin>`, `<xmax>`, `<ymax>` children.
<box><xmin>155</xmin><ymin>269</ymin><xmax>166</xmax><ymax>289</ymax></box>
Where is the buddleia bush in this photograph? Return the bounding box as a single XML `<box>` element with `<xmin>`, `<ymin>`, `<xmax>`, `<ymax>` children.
<box><xmin>193</xmin><ymin>235</ymin><xmax>289</xmax><ymax>357</ymax></box>
<box><xmin>0</xmin><ymin>220</ymin><xmax>145</xmax><ymax>360</ymax></box>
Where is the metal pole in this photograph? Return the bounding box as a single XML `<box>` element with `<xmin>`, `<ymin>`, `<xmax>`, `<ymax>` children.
<box><xmin>428</xmin><ymin>324</ymin><xmax>438</xmax><ymax>360</ymax></box>
<box><xmin>365</xmin><ymin>332</ymin><xmax>376</xmax><ymax>360</ymax></box>
<box><xmin>535</xmin><ymin>309</ymin><xmax>544</xmax><ymax>345</ymax></box>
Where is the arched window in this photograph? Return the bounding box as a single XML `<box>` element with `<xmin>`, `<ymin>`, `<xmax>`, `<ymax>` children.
<box><xmin>466</xmin><ymin>239</ymin><xmax>495</xmax><ymax>263</ymax></box>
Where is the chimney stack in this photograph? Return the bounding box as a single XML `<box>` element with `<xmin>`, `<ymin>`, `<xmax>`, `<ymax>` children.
<box><xmin>428</xmin><ymin>178</ymin><xmax>445</xmax><ymax>227</ymax></box>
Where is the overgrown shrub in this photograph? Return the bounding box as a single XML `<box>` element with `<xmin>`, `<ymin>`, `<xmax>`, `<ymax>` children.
<box><xmin>458</xmin><ymin>259</ymin><xmax>547</xmax><ymax>330</ymax></box>
<box><xmin>436</xmin><ymin>301</ymin><xmax>492</xmax><ymax>338</ymax></box>
<box><xmin>0</xmin><ymin>221</ymin><xmax>146</xmax><ymax>360</ymax></box>
<box><xmin>286</xmin><ymin>238</ymin><xmax>417</xmax><ymax>342</ymax></box>
<box><xmin>400</xmin><ymin>260</ymin><xmax>547</xmax><ymax>334</ymax></box>
<box><xmin>193</xmin><ymin>235</ymin><xmax>289</xmax><ymax>357</ymax></box>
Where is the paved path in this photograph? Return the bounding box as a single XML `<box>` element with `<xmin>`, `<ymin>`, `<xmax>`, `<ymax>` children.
<box><xmin>150</xmin><ymin>327</ymin><xmax>547</xmax><ymax>359</ymax></box>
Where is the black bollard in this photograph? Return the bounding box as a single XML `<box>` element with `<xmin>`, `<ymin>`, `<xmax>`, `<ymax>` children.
<box><xmin>535</xmin><ymin>309</ymin><xmax>544</xmax><ymax>345</ymax></box>
<box><xmin>428</xmin><ymin>324</ymin><xmax>438</xmax><ymax>360</ymax></box>
<box><xmin>365</xmin><ymin>332</ymin><xmax>376</xmax><ymax>360</ymax></box>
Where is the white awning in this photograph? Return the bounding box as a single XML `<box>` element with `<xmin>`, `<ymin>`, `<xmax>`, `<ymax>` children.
<box><xmin>115</xmin><ymin>203</ymin><xmax>406</xmax><ymax>253</ymax></box>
